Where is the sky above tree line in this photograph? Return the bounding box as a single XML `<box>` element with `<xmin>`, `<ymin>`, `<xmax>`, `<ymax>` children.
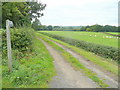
<box><xmin>39</xmin><ymin>0</ymin><xmax>118</xmax><ymax>26</ymax></box>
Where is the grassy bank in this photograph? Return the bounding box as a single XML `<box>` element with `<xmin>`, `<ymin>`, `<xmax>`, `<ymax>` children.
<box><xmin>37</xmin><ymin>33</ymin><xmax>118</xmax><ymax>76</ymax></box>
<box><xmin>37</xmin><ymin>33</ymin><xmax>109</xmax><ymax>88</ymax></box>
<box><xmin>2</xmin><ymin>29</ymin><xmax>56</xmax><ymax>88</ymax></box>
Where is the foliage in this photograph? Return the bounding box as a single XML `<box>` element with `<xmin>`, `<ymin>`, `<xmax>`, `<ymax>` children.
<box><xmin>37</xmin><ymin>25</ymin><xmax>53</xmax><ymax>31</ymax></box>
<box><xmin>81</xmin><ymin>24</ymin><xmax>118</xmax><ymax>32</ymax></box>
<box><xmin>2</xmin><ymin>37</ymin><xmax>56</xmax><ymax>88</ymax></box>
<box><xmin>32</xmin><ymin>18</ymin><xmax>41</xmax><ymax>30</ymax></box>
<box><xmin>40</xmin><ymin>32</ymin><xmax>119</xmax><ymax>62</ymax></box>
<box><xmin>2</xmin><ymin>2</ymin><xmax>31</xmax><ymax>28</ymax></box>
<box><xmin>38</xmin><ymin>34</ymin><xmax>109</xmax><ymax>88</ymax></box>
<box><xmin>2</xmin><ymin>27</ymin><xmax>35</xmax><ymax>58</ymax></box>
<box><xmin>40</xmin><ymin>31</ymin><xmax>118</xmax><ymax>48</ymax></box>
<box><xmin>37</xmin><ymin>24</ymin><xmax>118</xmax><ymax>32</ymax></box>
<box><xmin>38</xmin><ymin>33</ymin><xmax>118</xmax><ymax>75</ymax></box>
<box><xmin>2</xmin><ymin>2</ymin><xmax>46</xmax><ymax>28</ymax></box>
<box><xmin>28</xmin><ymin>1</ymin><xmax>46</xmax><ymax>19</ymax></box>
<box><xmin>0</xmin><ymin>2</ymin><xmax>2</xmax><ymax>28</ymax></box>
<box><xmin>47</xmin><ymin>25</ymin><xmax>53</xmax><ymax>30</ymax></box>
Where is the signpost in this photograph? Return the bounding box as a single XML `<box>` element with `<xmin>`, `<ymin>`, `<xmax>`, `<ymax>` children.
<box><xmin>6</xmin><ymin>20</ymin><xmax>13</xmax><ymax>72</ymax></box>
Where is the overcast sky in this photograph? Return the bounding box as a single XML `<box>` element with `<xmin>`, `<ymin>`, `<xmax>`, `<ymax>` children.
<box><xmin>39</xmin><ymin>0</ymin><xmax>118</xmax><ymax>26</ymax></box>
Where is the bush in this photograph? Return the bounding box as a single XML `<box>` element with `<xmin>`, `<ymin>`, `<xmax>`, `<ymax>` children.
<box><xmin>2</xmin><ymin>27</ymin><xmax>35</xmax><ymax>58</ymax></box>
<box><xmin>40</xmin><ymin>32</ymin><xmax>119</xmax><ymax>62</ymax></box>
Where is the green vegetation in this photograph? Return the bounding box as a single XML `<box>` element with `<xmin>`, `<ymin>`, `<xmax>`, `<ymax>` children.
<box><xmin>2</xmin><ymin>28</ymin><xmax>56</xmax><ymax>88</ymax></box>
<box><xmin>2</xmin><ymin>2</ymin><xmax>46</xmax><ymax>28</ymax></box>
<box><xmin>38</xmin><ymin>33</ymin><xmax>118</xmax><ymax>75</ymax></box>
<box><xmin>82</xmin><ymin>24</ymin><xmax>118</xmax><ymax>32</ymax></box>
<box><xmin>0</xmin><ymin>31</ymin><xmax>2</xmax><ymax>34</ymax></box>
<box><xmin>37</xmin><ymin>33</ymin><xmax>109</xmax><ymax>88</ymax></box>
<box><xmin>37</xmin><ymin>24</ymin><xmax>118</xmax><ymax>32</ymax></box>
<box><xmin>39</xmin><ymin>32</ymin><xmax>119</xmax><ymax>62</ymax></box>
<box><xmin>40</xmin><ymin>31</ymin><xmax>118</xmax><ymax>48</ymax></box>
<box><xmin>2</xmin><ymin>28</ymin><xmax>35</xmax><ymax>57</ymax></box>
<box><xmin>108</xmin><ymin>32</ymin><xmax>119</xmax><ymax>35</ymax></box>
<box><xmin>1</xmin><ymin>1</ymin><xmax>57</xmax><ymax>88</ymax></box>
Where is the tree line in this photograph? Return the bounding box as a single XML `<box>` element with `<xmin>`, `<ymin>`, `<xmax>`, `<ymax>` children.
<box><xmin>81</xmin><ymin>24</ymin><xmax>118</xmax><ymax>32</ymax></box>
<box><xmin>36</xmin><ymin>24</ymin><xmax>119</xmax><ymax>32</ymax></box>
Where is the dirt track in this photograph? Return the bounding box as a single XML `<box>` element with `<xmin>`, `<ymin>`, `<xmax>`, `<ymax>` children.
<box><xmin>46</xmin><ymin>38</ymin><xmax>118</xmax><ymax>88</ymax></box>
<box><xmin>38</xmin><ymin>37</ymin><xmax>118</xmax><ymax>88</ymax></box>
<box><xmin>38</xmin><ymin>38</ymin><xmax>98</xmax><ymax>88</ymax></box>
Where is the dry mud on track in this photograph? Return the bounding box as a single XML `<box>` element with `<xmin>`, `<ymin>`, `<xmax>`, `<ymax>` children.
<box><xmin>38</xmin><ymin>38</ymin><xmax>98</xmax><ymax>88</ymax></box>
<box><xmin>46</xmin><ymin>38</ymin><xmax>118</xmax><ymax>88</ymax></box>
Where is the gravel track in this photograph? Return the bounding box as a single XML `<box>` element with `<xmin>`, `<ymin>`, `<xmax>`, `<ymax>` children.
<box><xmin>38</xmin><ymin>38</ymin><xmax>99</xmax><ymax>88</ymax></box>
<box><xmin>46</xmin><ymin>38</ymin><xmax>118</xmax><ymax>88</ymax></box>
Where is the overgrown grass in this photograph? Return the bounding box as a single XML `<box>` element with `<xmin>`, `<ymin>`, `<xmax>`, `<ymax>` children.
<box><xmin>2</xmin><ymin>32</ymin><xmax>56</xmax><ymax>88</ymax></box>
<box><xmin>37</xmin><ymin>34</ymin><xmax>109</xmax><ymax>88</ymax></box>
<box><xmin>37</xmin><ymin>33</ymin><xmax>118</xmax><ymax>76</ymax></box>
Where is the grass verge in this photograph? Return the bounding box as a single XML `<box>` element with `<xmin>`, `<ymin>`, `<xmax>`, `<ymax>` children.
<box><xmin>37</xmin><ymin>34</ymin><xmax>109</xmax><ymax>88</ymax></box>
<box><xmin>37</xmin><ymin>33</ymin><xmax>118</xmax><ymax>76</ymax></box>
<box><xmin>2</xmin><ymin>36</ymin><xmax>56</xmax><ymax>88</ymax></box>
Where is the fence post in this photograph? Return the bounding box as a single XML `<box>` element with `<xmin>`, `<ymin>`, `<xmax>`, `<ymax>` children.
<box><xmin>6</xmin><ymin>20</ymin><xmax>12</xmax><ymax>72</ymax></box>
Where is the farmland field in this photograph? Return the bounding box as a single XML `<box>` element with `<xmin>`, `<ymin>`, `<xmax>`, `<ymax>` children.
<box><xmin>40</xmin><ymin>31</ymin><xmax>118</xmax><ymax>48</ymax></box>
<box><xmin>108</xmin><ymin>32</ymin><xmax>119</xmax><ymax>35</ymax></box>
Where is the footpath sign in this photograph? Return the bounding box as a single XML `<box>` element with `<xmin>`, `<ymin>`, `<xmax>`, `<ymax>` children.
<box><xmin>6</xmin><ymin>20</ymin><xmax>13</xmax><ymax>72</ymax></box>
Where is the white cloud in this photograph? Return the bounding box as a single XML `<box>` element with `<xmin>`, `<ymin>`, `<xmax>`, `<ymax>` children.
<box><xmin>39</xmin><ymin>0</ymin><xmax>118</xmax><ymax>26</ymax></box>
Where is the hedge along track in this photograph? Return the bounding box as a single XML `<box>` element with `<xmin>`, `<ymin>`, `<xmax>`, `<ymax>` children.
<box><xmin>38</xmin><ymin>33</ymin><xmax>118</xmax><ymax>75</ymax></box>
<box><xmin>38</xmin><ymin>33</ymin><xmax>119</xmax><ymax>88</ymax></box>
<box><xmin>38</xmin><ymin>38</ymin><xmax>99</xmax><ymax>88</ymax></box>
<box><xmin>39</xmin><ymin>32</ymin><xmax>119</xmax><ymax>62</ymax></box>
<box><xmin>37</xmin><ymin>34</ymin><xmax>110</xmax><ymax>88</ymax></box>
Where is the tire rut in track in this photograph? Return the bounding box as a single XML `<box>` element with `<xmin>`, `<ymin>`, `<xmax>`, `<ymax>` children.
<box><xmin>38</xmin><ymin>38</ymin><xmax>99</xmax><ymax>88</ymax></box>
<box><xmin>45</xmin><ymin>38</ymin><xmax>118</xmax><ymax>88</ymax></box>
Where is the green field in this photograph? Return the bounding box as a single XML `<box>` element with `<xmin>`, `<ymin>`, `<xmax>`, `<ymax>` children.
<box><xmin>38</xmin><ymin>33</ymin><xmax>118</xmax><ymax>75</ymax></box>
<box><xmin>40</xmin><ymin>31</ymin><xmax>118</xmax><ymax>48</ymax></box>
<box><xmin>108</xmin><ymin>32</ymin><xmax>119</xmax><ymax>35</ymax></box>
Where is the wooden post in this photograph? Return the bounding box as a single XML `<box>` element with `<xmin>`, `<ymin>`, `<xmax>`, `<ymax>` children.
<box><xmin>6</xmin><ymin>20</ymin><xmax>12</xmax><ymax>72</ymax></box>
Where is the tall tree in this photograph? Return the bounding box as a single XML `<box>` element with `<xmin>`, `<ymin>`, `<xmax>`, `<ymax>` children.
<box><xmin>28</xmin><ymin>1</ymin><xmax>46</xmax><ymax>20</ymax></box>
<box><xmin>47</xmin><ymin>25</ymin><xmax>53</xmax><ymax>30</ymax></box>
<box><xmin>2</xmin><ymin>2</ymin><xmax>30</xmax><ymax>28</ymax></box>
<box><xmin>2</xmin><ymin>1</ymin><xmax>46</xmax><ymax>28</ymax></box>
<box><xmin>0</xmin><ymin>2</ymin><xmax>2</xmax><ymax>28</ymax></box>
<box><xmin>32</xmin><ymin>18</ymin><xmax>41</xmax><ymax>30</ymax></box>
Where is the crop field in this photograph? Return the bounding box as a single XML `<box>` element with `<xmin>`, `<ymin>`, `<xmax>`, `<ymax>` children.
<box><xmin>40</xmin><ymin>31</ymin><xmax>118</xmax><ymax>48</ymax></box>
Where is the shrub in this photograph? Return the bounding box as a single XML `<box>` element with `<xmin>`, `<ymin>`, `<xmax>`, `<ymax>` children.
<box><xmin>40</xmin><ymin>32</ymin><xmax>119</xmax><ymax>62</ymax></box>
<box><xmin>2</xmin><ymin>27</ymin><xmax>35</xmax><ymax>58</ymax></box>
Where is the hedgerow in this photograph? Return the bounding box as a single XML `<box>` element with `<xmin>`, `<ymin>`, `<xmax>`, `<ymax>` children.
<box><xmin>2</xmin><ymin>27</ymin><xmax>35</xmax><ymax>58</ymax></box>
<box><xmin>2</xmin><ymin>28</ymin><xmax>56</xmax><ymax>88</ymax></box>
<box><xmin>40</xmin><ymin>32</ymin><xmax>119</xmax><ymax>62</ymax></box>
